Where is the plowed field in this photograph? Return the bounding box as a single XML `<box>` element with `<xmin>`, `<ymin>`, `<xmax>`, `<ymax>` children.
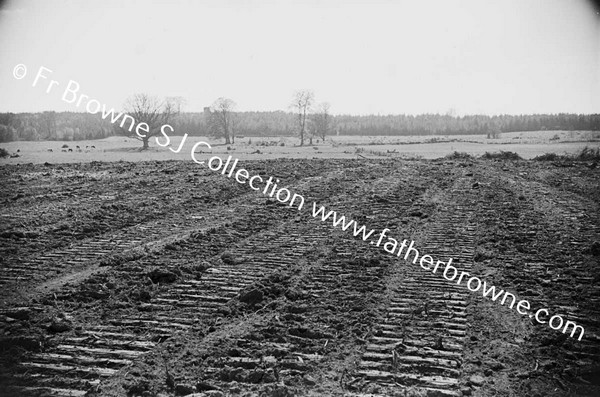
<box><xmin>0</xmin><ymin>158</ymin><xmax>599</xmax><ymax>397</ymax></box>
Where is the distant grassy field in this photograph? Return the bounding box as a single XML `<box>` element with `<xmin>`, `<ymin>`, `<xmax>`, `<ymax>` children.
<box><xmin>1</xmin><ymin>130</ymin><xmax>599</xmax><ymax>164</ymax></box>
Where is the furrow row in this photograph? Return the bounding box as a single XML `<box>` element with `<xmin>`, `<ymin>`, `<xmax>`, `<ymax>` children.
<box><xmin>356</xmin><ymin>184</ymin><xmax>476</xmax><ymax>396</ymax></box>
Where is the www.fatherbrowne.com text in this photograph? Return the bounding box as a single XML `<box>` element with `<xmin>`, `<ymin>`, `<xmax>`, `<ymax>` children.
<box><xmin>15</xmin><ymin>63</ymin><xmax>585</xmax><ymax>341</ymax></box>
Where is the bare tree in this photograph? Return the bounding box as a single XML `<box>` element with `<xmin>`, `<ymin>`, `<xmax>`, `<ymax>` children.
<box><xmin>120</xmin><ymin>94</ymin><xmax>178</xmax><ymax>149</ymax></box>
<box><xmin>207</xmin><ymin>97</ymin><xmax>236</xmax><ymax>144</ymax></box>
<box><xmin>311</xmin><ymin>102</ymin><xmax>333</xmax><ymax>142</ymax></box>
<box><xmin>486</xmin><ymin>121</ymin><xmax>502</xmax><ymax>139</ymax></box>
<box><xmin>166</xmin><ymin>96</ymin><xmax>186</xmax><ymax>114</ymax></box>
<box><xmin>290</xmin><ymin>90</ymin><xmax>314</xmax><ymax>146</ymax></box>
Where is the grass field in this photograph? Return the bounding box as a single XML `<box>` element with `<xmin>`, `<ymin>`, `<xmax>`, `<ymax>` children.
<box><xmin>1</xmin><ymin>130</ymin><xmax>599</xmax><ymax>164</ymax></box>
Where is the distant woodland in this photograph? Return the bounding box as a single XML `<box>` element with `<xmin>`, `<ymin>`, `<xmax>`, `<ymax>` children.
<box><xmin>0</xmin><ymin>111</ymin><xmax>599</xmax><ymax>143</ymax></box>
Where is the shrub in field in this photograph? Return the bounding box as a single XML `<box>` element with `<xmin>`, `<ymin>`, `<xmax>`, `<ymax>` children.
<box><xmin>576</xmin><ymin>146</ymin><xmax>600</xmax><ymax>161</ymax></box>
<box><xmin>0</xmin><ymin>148</ymin><xmax>9</xmax><ymax>158</ymax></box>
<box><xmin>533</xmin><ymin>147</ymin><xmax>600</xmax><ymax>162</ymax></box>
<box><xmin>61</xmin><ymin>144</ymin><xmax>69</xmax><ymax>148</ymax></box>
<box><xmin>533</xmin><ymin>153</ymin><xmax>562</xmax><ymax>161</ymax></box>
<box><xmin>480</xmin><ymin>151</ymin><xmax>522</xmax><ymax>160</ymax></box>
<box><xmin>445</xmin><ymin>151</ymin><xmax>474</xmax><ymax>160</ymax></box>
<box><xmin>366</xmin><ymin>149</ymin><xmax>390</xmax><ymax>157</ymax></box>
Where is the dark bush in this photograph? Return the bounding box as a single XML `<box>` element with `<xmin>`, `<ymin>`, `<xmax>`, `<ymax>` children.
<box><xmin>576</xmin><ymin>146</ymin><xmax>600</xmax><ymax>161</ymax></box>
<box><xmin>480</xmin><ymin>151</ymin><xmax>522</xmax><ymax>160</ymax></box>
<box><xmin>533</xmin><ymin>147</ymin><xmax>600</xmax><ymax>162</ymax></box>
<box><xmin>0</xmin><ymin>148</ymin><xmax>9</xmax><ymax>158</ymax></box>
<box><xmin>533</xmin><ymin>153</ymin><xmax>561</xmax><ymax>161</ymax></box>
<box><xmin>445</xmin><ymin>151</ymin><xmax>474</xmax><ymax>160</ymax></box>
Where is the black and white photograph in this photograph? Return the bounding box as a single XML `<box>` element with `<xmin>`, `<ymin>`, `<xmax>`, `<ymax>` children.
<box><xmin>0</xmin><ymin>0</ymin><xmax>599</xmax><ymax>396</ymax></box>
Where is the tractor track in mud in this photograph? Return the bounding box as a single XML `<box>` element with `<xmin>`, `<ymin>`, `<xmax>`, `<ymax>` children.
<box><xmin>355</xmin><ymin>179</ymin><xmax>477</xmax><ymax>397</ymax></box>
<box><xmin>0</xmin><ymin>160</ymin><xmax>344</xmax><ymax>302</ymax></box>
<box><xmin>1</xmin><ymin>159</ymin><xmax>412</xmax><ymax>396</ymax></box>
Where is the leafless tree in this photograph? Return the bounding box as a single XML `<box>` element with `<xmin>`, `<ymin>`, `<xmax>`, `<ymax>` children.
<box><xmin>486</xmin><ymin>121</ymin><xmax>502</xmax><ymax>139</ymax></box>
<box><xmin>311</xmin><ymin>102</ymin><xmax>333</xmax><ymax>142</ymax></box>
<box><xmin>207</xmin><ymin>97</ymin><xmax>237</xmax><ymax>144</ymax></box>
<box><xmin>290</xmin><ymin>90</ymin><xmax>314</xmax><ymax>146</ymax></box>
<box><xmin>166</xmin><ymin>96</ymin><xmax>186</xmax><ymax>114</ymax></box>
<box><xmin>121</xmin><ymin>94</ymin><xmax>179</xmax><ymax>149</ymax></box>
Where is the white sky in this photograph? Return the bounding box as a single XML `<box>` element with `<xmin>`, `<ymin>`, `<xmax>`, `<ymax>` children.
<box><xmin>0</xmin><ymin>0</ymin><xmax>598</xmax><ymax>115</ymax></box>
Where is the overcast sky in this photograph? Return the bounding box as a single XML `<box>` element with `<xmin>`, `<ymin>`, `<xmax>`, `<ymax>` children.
<box><xmin>0</xmin><ymin>0</ymin><xmax>598</xmax><ymax>115</ymax></box>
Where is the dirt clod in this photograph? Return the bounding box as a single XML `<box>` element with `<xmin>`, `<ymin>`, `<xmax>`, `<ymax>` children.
<box><xmin>148</xmin><ymin>269</ymin><xmax>178</xmax><ymax>284</ymax></box>
<box><xmin>47</xmin><ymin>315</ymin><xmax>73</xmax><ymax>333</ymax></box>
<box><xmin>239</xmin><ymin>289</ymin><xmax>264</xmax><ymax>306</ymax></box>
<box><xmin>469</xmin><ymin>375</ymin><xmax>485</xmax><ymax>386</ymax></box>
<box><xmin>175</xmin><ymin>383</ymin><xmax>196</xmax><ymax>395</ymax></box>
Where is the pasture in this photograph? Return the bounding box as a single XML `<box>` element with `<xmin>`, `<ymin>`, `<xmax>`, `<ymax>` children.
<box><xmin>1</xmin><ymin>130</ymin><xmax>599</xmax><ymax>164</ymax></box>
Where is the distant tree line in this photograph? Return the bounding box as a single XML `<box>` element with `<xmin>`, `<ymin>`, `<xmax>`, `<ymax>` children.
<box><xmin>0</xmin><ymin>112</ymin><xmax>114</xmax><ymax>143</ymax></box>
<box><xmin>334</xmin><ymin>114</ymin><xmax>600</xmax><ymax>137</ymax></box>
<box><xmin>1</xmin><ymin>111</ymin><xmax>598</xmax><ymax>143</ymax></box>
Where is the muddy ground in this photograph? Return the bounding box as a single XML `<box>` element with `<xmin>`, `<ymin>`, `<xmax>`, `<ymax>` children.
<box><xmin>0</xmin><ymin>157</ymin><xmax>599</xmax><ymax>397</ymax></box>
